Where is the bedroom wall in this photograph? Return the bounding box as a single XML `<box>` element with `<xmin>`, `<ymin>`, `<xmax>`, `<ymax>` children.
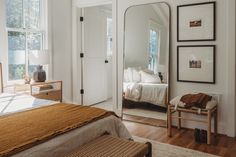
<box><xmin>0</xmin><ymin>0</ymin><xmax>7</xmax><ymax>84</ymax></box>
<box><xmin>50</xmin><ymin>0</ymin><xmax>73</xmax><ymax>102</ymax></box>
<box><xmin>117</xmin><ymin>0</ymin><xmax>236</xmax><ymax>137</ymax></box>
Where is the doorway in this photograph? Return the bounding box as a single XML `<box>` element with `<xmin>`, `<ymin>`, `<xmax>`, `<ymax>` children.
<box><xmin>81</xmin><ymin>4</ymin><xmax>113</xmax><ymax>110</ymax></box>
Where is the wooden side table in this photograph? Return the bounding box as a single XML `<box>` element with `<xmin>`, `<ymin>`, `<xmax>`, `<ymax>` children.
<box><xmin>30</xmin><ymin>80</ymin><xmax>63</xmax><ymax>102</ymax></box>
<box><xmin>167</xmin><ymin>104</ymin><xmax>217</xmax><ymax>145</ymax></box>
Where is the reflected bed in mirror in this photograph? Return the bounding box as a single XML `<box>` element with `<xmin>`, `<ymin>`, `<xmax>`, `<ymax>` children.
<box><xmin>122</xmin><ymin>2</ymin><xmax>170</xmax><ymax>127</ymax></box>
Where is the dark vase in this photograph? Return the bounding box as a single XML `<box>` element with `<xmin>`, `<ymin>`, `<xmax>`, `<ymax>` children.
<box><xmin>158</xmin><ymin>72</ymin><xmax>163</xmax><ymax>82</ymax></box>
<box><xmin>33</xmin><ymin>65</ymin><xmax>46</xmax><ymax>82</ymax></box>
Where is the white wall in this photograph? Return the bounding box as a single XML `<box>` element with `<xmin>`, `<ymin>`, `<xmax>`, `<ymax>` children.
<box><xmin>0</xmin><ymin>0</ymin><xmax>7</xmax><ymax>85</ymax></box>
<box><xmin>50</xmin><ymin>0</ymin><xmax>73</xmax><ymax>102</ymax></box>
<box><xmin>117</xmin><ymin>0</ymin><xmax>236</xmax><ymax>137</ymax></box>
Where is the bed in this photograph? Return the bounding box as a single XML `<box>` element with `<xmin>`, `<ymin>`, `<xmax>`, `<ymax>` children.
<box><xmin>123</xmin><ymin>68</ymin><xmax>168</xmax><ymax>108</ymax></box>
<box><xmin>0</xmin><ymin>64</ymin><xmax>132</xmax><ymax>157</ymax></box>
<box><xmin>0</xmin><ymin>94</ymin><xmax>131</xmax><ymax>157</ymax></box>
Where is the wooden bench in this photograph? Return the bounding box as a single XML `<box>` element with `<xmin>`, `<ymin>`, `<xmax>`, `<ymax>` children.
<box><xmin>65</xmin><ymin>135</ymin><xmax>152</xmax><ymax>157</ymax></box>
<box><xmin>167</xmin><ymin>104</ymin><xmax>217</xmax><ymax>145</ymax></box>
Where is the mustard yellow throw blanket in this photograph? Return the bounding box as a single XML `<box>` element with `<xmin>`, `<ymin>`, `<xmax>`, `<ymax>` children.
<box><xmin>0</xmin><ymin>103</ymin><xmax>115</xmax><ymax>157</ymax></box>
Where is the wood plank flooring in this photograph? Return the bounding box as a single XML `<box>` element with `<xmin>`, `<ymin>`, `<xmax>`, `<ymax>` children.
<box><xmin>123</xmin><ymin>120</ymin><xmax>236</xmax><ymax>157</ymax></box>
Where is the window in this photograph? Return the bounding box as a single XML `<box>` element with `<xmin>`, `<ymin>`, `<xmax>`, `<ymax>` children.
<box><xmin>6</xmin><ymin>0</ymin><xmax>45</xmax><ymax>81</ymax></box>
<box><xmin>148</xmin><ymin>22</ymin><xmax>160</xmax><ymax>74</ymax></box>
<box><xmin>106</xmin><ymin>17</ymin><xmax>112</xmax><ymax>57</ymax></box>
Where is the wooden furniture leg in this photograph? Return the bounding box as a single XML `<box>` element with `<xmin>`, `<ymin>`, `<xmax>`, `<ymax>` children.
<box><xmin>207</xmin><ymin>110</ymin><xmax>212</xmax><ymax>145</ymax></box>
<box><xmin>167</xmin><ymin>105</ymin><xmax>172</xmax><ymax>137</ymax></box>
<box><xmin>146</xmin><ymin>142</ymin><xmax>152</xmax><ymax>157</ymax></box>
<box><xmin>178</xmin><ymin>111</ymin><xmax>181</xmax><ymax>129</ymax></box>
<box><xmin>214</xmin><ymin>108</ymin><xmax>218</xmax><ymax>137</ymax></box>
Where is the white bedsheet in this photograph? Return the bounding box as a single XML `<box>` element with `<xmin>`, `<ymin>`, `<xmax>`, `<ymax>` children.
<box><xmin>140</xmin><ymin>83</ymin><xmax>167</xmax><ymax>107</ymax></box>
<box><xmin>0</xmin><ymin>93</ymin><xmax>132</xmax><ymax>157</ymax></box>
<box><xmin>123</xmin><ymin>82</ymin><xmax>167</xmax><ymax>107</ymax></box>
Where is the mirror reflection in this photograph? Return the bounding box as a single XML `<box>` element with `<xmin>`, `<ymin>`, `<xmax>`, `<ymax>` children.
<box><xmin>122</xmin><ymin>3</ymin><xmax>170</xmax><ymax>127</ymax></box>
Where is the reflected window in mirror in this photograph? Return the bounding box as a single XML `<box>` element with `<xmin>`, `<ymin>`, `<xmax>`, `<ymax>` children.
<box><xmin>106</xmin><ymin>18</ymin><xmax>113</xmax><ymax>57</ymax></box>
<box><xmin>148</xmin><ymin>20</ymin><xmax>161</xmax><ymax>74</ymax></box>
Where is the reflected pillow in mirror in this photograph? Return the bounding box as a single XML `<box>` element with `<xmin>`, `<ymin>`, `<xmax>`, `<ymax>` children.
<box><xmin>124</xmin><ymin>68</ymin><xmax>141</xmax><ymax>82</ymax></box>
<box><xmin>140</xmin><ymin>71</ymin><xmax>161</xmax><ymax>83</ymax></box>
<box><xmin>142</xmin><ymin>69</ymin><xmax>154</xmax><ymax>74</ymax></box>
<box><xmin>132</xmin><ymin>68</ymin><xmax>141</xmax><ymax>82</ymax></box>
<box><xmin>124</xmin><ymin>69</ymin><xmax>130</xmax><ymax>82</ymax></box>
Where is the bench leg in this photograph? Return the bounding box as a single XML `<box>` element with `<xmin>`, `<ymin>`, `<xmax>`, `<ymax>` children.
<box><xmin>207</xmin><ymin>110</ymin><xmax>212</xmax><ymax>145</ymax></box>
<box><xmin>178</xmin><ymin>111</ymin><xmax>181</xmax><ymax>129</ymax></box>
<box><xmin>146</xmin><ymin>142</ymin><xmax>152</xmax><ymax>157</ymax></box>
<box><xmin>167</xmin><ymin>106</ymin><xmax>172</xmax><ymax>137</ymax></box>
<box><xmin>214</xmin><ymin>108</ymin><xmax>218</xmax><ymax>137</ymax></box>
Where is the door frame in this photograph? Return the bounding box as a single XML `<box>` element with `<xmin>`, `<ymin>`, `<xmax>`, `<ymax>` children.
<box><xmin>72</xmin><ymin>0</ymin><xmax>119</xmax><ymax>114</ymax></box>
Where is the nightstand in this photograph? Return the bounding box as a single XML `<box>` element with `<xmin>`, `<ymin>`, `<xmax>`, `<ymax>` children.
<box><xmin>30</xmin><ymin>80</ymin><xmax>63</xmax><ymax>102</ymax></box>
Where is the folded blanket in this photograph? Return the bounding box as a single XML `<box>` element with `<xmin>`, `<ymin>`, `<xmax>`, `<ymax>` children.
<box><xmin>180</xmin><ymin>93</ymin><xmax>212</xmax><ymax>109</ymax></box>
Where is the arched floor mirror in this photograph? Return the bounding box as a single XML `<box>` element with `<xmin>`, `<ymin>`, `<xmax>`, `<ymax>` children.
<box><xmin>122</xmin><ymin>2</ymin><xmax>170</xmax><ymax>127</ymax></box>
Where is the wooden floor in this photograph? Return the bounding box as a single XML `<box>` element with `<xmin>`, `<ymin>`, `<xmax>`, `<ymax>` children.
<box><xmin>123</xmin><ymin>120</ymin><xmax>236</xmax><ymax>157</ymax></box>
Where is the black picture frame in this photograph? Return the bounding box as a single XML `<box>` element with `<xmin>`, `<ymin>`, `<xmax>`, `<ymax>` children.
<box><xmin>177</xmin><ymin>45</ymin><xmax>216</xmax><ymax>84</ymax></box>
<box><xmin>177</xmin><ymin>2</ymin><xmax>216</xmax><ymax>42</ymax></box>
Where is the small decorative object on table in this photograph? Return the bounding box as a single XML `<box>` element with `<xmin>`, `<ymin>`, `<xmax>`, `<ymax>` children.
<box><xmin>29</xmin><ymin>50</ymin><xmax>49</xmax><ymax>82</ymax></box>
<box><xmin>158</xmin><ymin>72</ymin><xmax>163</xmax><ymax>82</ymax></box>
<box><xmin>24</xmin><ymin>75</ymin><xmax>31</xmax><ymax>84</ymax></box>
<box><xmin>157</xmin><ymin>64</ymin><xmax>165</xmax><ymax>83</ymax></box>
<box><xmin>33</xmin><ymin>66</ymin><xmax>46</xmax><ymax>82</ymax></box>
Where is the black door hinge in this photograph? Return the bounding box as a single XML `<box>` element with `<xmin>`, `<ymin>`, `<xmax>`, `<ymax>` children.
<box><xmin>80</xmin><ymin>16</ymin><xmax>84</xmax><ymax>22</ymax></box>
<box><xmin>80</xmin><ymin>89</ymin><xmax>84</xmax><ymax>94</ymax></box>
<box><xmin>80</xmin><ymin>53</ymin><xmax>84</xmax><ymax>58</ymax></box>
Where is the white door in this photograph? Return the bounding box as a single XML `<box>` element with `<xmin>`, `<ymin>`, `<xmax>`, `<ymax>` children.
<box><xmin>83</xmin><ymin>6</ymin><xmax>107</xmax><ymax>105</ymax></box>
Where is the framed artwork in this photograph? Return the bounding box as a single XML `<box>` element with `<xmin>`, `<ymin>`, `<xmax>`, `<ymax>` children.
<box><xmin>177</xmin><ymin>2</ymin><xmax>216</xmax><ymax>42</ymax></box>
<box><xmin>177</xmin><ymin>45</ymin><xmax>215</xmax><ymax>84</ymax></box>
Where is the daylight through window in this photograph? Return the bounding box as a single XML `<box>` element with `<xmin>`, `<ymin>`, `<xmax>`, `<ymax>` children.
<box><xmin>6</xmin><ymin>0</ymin><xmax>45</xmax><ymax>81</ymax></box>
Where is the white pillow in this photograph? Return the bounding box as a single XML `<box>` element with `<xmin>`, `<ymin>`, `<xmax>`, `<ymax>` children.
<box><xmin>132</xmin><ymin>68</ymin><xmax>141</xmax><ymax>82</ymax></box>
<box><xmin>123</xmin><ymin>69</ymin><xmax>129</xmax><ymax>82</ymax></box>
<box><xmin>126</xmin><ymin>68</ymin><xmax>133</xmax><ymax>82</ymax></box>
<box><xmin>140</xmin><ymin>71</ymin><xmax>161</xmax><ymax>83</ymax></box>
<box><xmin>142</xmin><ymin>69</ymin><xmax>154</xmax><ymax>74</ymax></box>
